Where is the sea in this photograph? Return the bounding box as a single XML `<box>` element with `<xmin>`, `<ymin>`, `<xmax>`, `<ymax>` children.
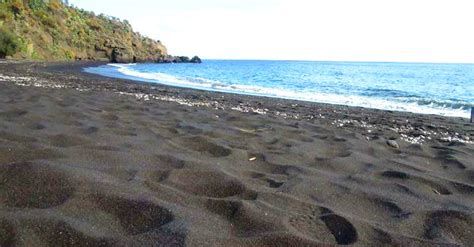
<box><xmin>85</xmin><ymin>60</ymin><xmax>474</xmax><ymax>118</ymax></box>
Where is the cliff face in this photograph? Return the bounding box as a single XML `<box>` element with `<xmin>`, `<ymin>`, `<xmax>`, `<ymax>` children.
<box><xmin>0</xmin><ymin>0</ymin><xmax>168</xmax><ymax>62</ymax></box>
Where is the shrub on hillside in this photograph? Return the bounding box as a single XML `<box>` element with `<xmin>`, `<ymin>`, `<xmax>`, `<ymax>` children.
<box><xmin>27</xmin><ymin>0</ymin><xmax>46</xmax><ymax>11</ymax></box>
<box><xmin>64</xmin><ymin>49</ymin><xmax>75</xmax><ymax>60</ymax></box>
<box><xmin>34</xmin><ymin>9</ymin><xmax>57</xmax><ymax>28</ymax></box>
<box><xmin>9</xmin><ymin>0</ymin><xmax>24</xmax><ymax>17</ymax></box>
<box><xmin>47</xmin><ymin>0</ymin><xmax>62</xmax><ymax>11</ymax></box>
<box><xmin>0</xmin><ymin>5</ymin><xmax>14</xmax><ymax>20</ymax></box>
<box><xmin>0</xmin><ymin>27</ymin><xmax>19</xmax><ymax>58</ymax></box>
<box><xmin>86</xmin><ymin>18</ymin><xmax>101</xmax><ymax>30</ymax></box>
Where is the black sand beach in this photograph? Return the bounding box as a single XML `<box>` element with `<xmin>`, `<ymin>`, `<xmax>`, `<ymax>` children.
<box><xmin>0</xmin><ymin>61</ymin><xmax>473</xmax><ymax>246</ymax></box>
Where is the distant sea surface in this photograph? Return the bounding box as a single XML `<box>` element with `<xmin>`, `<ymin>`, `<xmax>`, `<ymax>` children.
<box><xmin>86</xmin><ymin>60</ymin><xmax>474</xmax><ymax>118</ymax></box>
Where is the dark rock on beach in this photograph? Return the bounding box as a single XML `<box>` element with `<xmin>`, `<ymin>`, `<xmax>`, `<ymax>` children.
<box><xmin>156</xmin><ymin>55</ymin><xmax>202</xmax><ymax>64</ymax></box>
<box><xmin>190</xmin><ymin>56</ymin><xmax>202</xmax><ymax>63</ymax></box>
<box><xmin>110</xmin><ymin>47</ymin><xmax>135</xmax><ymax>63</ymax></box>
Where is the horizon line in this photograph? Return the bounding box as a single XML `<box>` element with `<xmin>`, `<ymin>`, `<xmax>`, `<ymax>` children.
<box><xmin>196</xmin><ymin>58</ymin><xmax>474</xmax><ymax>65</ymax></box>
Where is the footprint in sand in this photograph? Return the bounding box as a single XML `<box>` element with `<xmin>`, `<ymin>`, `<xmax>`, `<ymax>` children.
<box><xmin>450</xmin><ymin>181</ymin><xmax>474</xmax><ymax>194</ymax></box>
<box><xmin>91</xmin><ymin>194</ymin><xmax>175</xmax><ymax>235</ymax></box>
<box><xmin>424</xmin><ymin>210</ymin><xmax>474</xmax><ymax>245</ymax></box>
<box><xmin>431</xmin><ymin>146</ymin><xmax>467</xmax><ymax>170</ymax></box>
<box><xmin>174</xmin><ymin>123</ymin><xmax>204</xmax><ymax>135</ymax></box>
<box><xmin>154</xmin><ymin>154</ymin><xmax>186</xmax><ymax>169</ymax></box>
<box><xmin>314</xmin><ymin>142</ymin><xmax>352</xmax><ymax>161</ymax></box>
<box><xmin>243</xmin><ymin>170</ymin><xmax>287</xmax><ymax>189</ymax></box>
<box><xmin>380</xmin><ymin>170</ymin><xmax>410</xmax><ymax>179</ymax></box>
<box><xmin>320</xmin><ymin>208</ymin><xmax>358</xmax><ymax>245</ymax></box>
<box><xmin>379</xmin><ymin>170</ymin><xmax>453</xmax><ymax>195</ymax></box>
<box><xmin>205</xmin><ymin>199</ymin><xmax>280</xmax><ymax>237</ymax></box>
<box><xmin>265</xmin><ymin>178</ymin><xmax>285</xmax><ymax>188</ymax></box>
<box><xmin>289</xmin><ymin>206</ymin><xmax>358</xmax><ymax>245</ymax></box>
<box><xmin>245</xmin><ymin>152</ymin><xmax>303</xmax><ymax>177</ymax></box>
<box><xmin>175</xmin><ymin>136</ymin><xmax>231</xmax><ymax>157</ymax></box>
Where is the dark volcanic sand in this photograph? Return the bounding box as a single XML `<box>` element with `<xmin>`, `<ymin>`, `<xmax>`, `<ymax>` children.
<box><xmin>0</xmin><ymin>61</ymin><xmax>473</xmax><ymax>246</ymax></box>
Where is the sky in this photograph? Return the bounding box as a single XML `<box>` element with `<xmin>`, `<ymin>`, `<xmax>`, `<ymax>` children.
<box><xmin>69</xmin><ymin>0</ymin><xmax>474</xmax><ymax>63</ymax></box>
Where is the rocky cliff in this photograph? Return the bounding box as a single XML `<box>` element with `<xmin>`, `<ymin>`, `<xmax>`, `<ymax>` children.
<box><xmin>0</xmin><ymin>0</ymin><xmax>199</xmax><ymax>63</ymax></box>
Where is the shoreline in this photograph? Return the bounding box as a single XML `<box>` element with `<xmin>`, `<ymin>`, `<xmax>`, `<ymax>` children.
<box><xmin>1</xmin><ymin>60</ymin><xmax>472</xmax><ymax>145</ymax></box>
<box><xmin>86</xmin><ymin>61</ymin><xmax>472</xmax><ymax>119</ymax></box>
<box><xmin>0</xmin><ymin>60</ymin><xmax>473</xmax><ymax>246</ymax></box>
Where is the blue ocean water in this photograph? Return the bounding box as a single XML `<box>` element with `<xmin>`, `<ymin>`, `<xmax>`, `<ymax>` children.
<box><xmin>85</xmin><ymin>60</ymin><xmax>474</xmax><ymax>118</ymax></box>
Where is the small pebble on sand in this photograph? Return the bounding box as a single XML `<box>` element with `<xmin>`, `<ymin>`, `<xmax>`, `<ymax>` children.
<box><xmin>387</xmin><ymin>140</ymin><xmax>400</xmax><ymax>149</ymax></box>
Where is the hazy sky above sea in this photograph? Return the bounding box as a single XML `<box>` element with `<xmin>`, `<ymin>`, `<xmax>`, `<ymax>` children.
<box><xmin>69</xmin><ymin>0</ymin><xmax>474</xmax><ymax>63</ymax></box>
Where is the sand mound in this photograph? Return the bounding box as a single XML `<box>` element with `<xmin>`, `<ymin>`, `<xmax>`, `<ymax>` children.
<box><xmin>166</xmin><ymin>170</ymin><xmax>252</xmax><ymax>198</ymax></box>
<box><xmin>424</xmin><ymin>210</ymin><xmax>474</xmax><ymax>245</ymax></box>
<box><xmin>0</xmin><ymin>130</ymin><xmax>37</xmax><ymax>143</ymax></box>
<box><xmin>47</xmin><ymin>134</ymin><xmax>89</xmax><ymax>148</ymax></box>
<box><xmin>0</xmin><ymin>109</ymin><xmax>28</xmax><ymax>119</ymax></box>
<box><xmin>0</xmin><ymin>146</ymin><xmax>62</xmax><ymax>164</ymax></box>
<box><xmin>451</xmin><ymin>181</ymin><xmax>474</xmax><ymax>194</ymax></box>
<box><xmin>0</xmin><ymin>162</ymin><xmax>74</xmax><ymax>209</ymax></box>
<box><xmin>155</xmin><ymin>154</ymin><xmax>186</xmax><ymax>169</ymax></box>
<box><xmin>31</xmin><ymin>220</ymin><xmax>114</xmax><ymax>247</ymax></box>
<box><xmin>432</xmin><ymin>146</ymin><xmax>467</xmax><ymax>169</ymax></box>
<box><xmin>0</xmin><ymin>219</ymin><xmax>16</xmax><ymax>247</ymax></box>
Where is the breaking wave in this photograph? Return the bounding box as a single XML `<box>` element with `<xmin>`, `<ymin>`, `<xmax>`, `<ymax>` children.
<box><xmin>85</xmin><ymin>62</ymin><xmax>473</xmax><ymax>118</ymax></box>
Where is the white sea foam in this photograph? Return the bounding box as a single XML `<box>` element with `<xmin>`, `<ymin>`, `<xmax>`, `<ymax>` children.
<box><xmin>89</xmin><ymin>64</ymin><xmax>471</xmax><ymax>119</ymax></box>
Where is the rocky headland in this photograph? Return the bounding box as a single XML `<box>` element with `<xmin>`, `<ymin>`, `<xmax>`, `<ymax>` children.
<box><xmin>0</xmin><ymin>0</ymin><xmax>200</xmax><ymax>64</ymax></box>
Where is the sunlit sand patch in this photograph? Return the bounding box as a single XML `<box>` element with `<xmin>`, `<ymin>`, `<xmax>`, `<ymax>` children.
<box><xmin>231</xmin><ymin>105</ymin><xmax>268</xmax><ymax>115</ymax></box>
<box><xmin>330</xmin><ymin>117</ymin><xmax>472</xmax><ymax>145</ymax></box>
<box><xmin>0</xmin><ymin>74</ymin><xmax>89</xmax><ymax>91</ymax></box>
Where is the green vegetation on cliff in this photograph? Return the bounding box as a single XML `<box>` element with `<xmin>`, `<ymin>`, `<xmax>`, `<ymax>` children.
<box><xmin>0</xmin><ymin>0</ymin><xmax>168</xmax><ymax>62</ymax></box>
